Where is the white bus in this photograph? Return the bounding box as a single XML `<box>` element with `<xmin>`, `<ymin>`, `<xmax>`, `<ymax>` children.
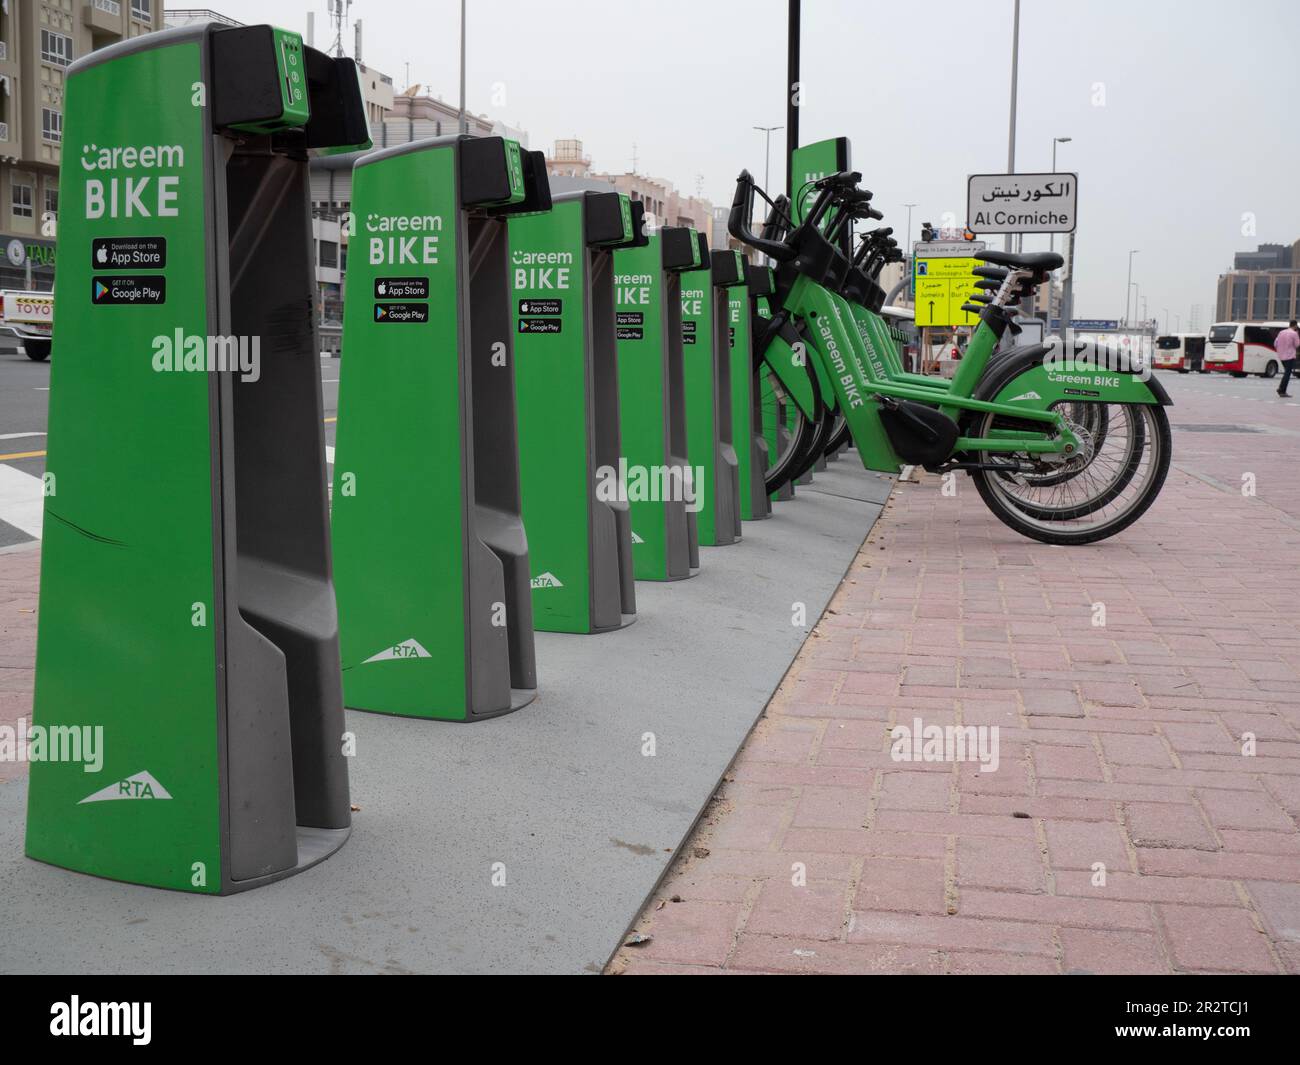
<box><xmin>1205</xmin><ymin>321</ymin><xmax>1288</xmax><ymax>378</ymax></box>
<box><xmin>1153</xmin><ymin>333</ymin><xmax>1207</xmax><ymax>373</ymax></box>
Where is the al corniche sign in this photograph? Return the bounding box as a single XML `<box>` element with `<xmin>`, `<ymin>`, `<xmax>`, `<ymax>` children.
<box><xmin>967</xmin><ymin>172</ymin><xmax>1077</xmax><ymax>235</ymax></box>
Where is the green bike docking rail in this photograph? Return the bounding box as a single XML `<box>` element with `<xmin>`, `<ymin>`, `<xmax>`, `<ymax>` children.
<box><xmin>679</xmin><ymin>238</ymin><xmax>743</xmax><ymax>546</ymax></box>
<box><xmin>507</xmin><ymin>190</ymin><xmax>645</xmax><ymax>633</ymax></box>
<box><xmin>330</xmin><ymin>134</ymin><xmax>551</xmax><ymax>721</ymax></box>
<box><xmin>24</xmin><ymin>23</ymin><xmax>370</xmax><ymax>893</ymax></box>
<box><xmin>613</xmin><ymin>227</ymin><xmax>703</xmax><ymax>581</ymax></box>
<box><xmin>727</xmin><ymin>260</ymin><xmax>771</xmax><ymax>521</ymax></box>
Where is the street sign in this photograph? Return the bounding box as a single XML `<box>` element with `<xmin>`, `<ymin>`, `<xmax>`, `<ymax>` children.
<box><xmin>913</xmin><ymin>240</ymin><xmax>986</xmax><ymax>327</ymax></box>
<box><xmin>1048</xmin><ymin>319</ymin><xmax>1120</xmax><ymax>331</ymax></box>
<box><xmin>967</xmin><ymin>172</ymin><xmax>1078</xmax><ymax>234</ymax></box>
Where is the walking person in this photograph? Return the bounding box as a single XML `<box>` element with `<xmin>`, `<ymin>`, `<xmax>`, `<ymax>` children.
<box><xmin>1277</xmin><ymin>319</ymin><xmax>1300</xmax><ymax>397</ymax></box>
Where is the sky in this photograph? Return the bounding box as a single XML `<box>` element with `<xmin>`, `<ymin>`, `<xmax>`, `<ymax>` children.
<box><xmin>212</xmin><ymin>0</ymin><xmax>1300</xmax><ymax>330</ymax></box>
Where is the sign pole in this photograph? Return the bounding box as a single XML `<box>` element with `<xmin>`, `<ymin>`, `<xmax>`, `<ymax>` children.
<box><xmin>786</xmin><ymin>0</ymin><xmax>800</xmax><ymax>199</ymax></box>
<box><xmin>1005</xmin><ymin>0</ymin><xmax>1020</xmax><ymax>254</ymax></box>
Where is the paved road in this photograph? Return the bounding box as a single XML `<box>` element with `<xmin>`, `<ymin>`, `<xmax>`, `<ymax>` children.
<box><xmin>0</xmin><ymin>351</ymin><xmax>341</xmax><ymax>548</ymax></box>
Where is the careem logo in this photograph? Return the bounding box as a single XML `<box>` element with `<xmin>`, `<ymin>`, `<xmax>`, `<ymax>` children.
<box><xmin>80</xmin><ymin>142</ymin><xmax>185</xmax><ymax>171</ymax></box>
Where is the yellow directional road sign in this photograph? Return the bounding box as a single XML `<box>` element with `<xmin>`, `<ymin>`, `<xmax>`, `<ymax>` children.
<box><xmin>913</xmin><ymin>256</ymin><xmax>982</xmax><ymax>327</ymax></box>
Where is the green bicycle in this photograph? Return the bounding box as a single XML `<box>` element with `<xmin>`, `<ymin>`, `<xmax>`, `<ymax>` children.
<box><xmin>730</xmin><ymin>169</ymin><xmax>1172</xmax><ymax>545</ymax></box>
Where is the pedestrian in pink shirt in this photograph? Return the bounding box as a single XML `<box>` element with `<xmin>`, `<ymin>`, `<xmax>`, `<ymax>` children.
<box><xmin>1276</xmin><ymin>319</ymin><xmax>1300</xmax><ymax>397</ymax></box>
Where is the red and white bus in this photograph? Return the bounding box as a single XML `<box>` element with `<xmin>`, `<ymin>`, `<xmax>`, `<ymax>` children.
<box><xmin>1205</xmin><ymin>321</ymin><xmax>1288</xmax><ymax>378</ymax></box>
<box><xmin>1153</xmin><ymin>333</ymin><xmax>1207</xmax><ymax>373</ymax></box>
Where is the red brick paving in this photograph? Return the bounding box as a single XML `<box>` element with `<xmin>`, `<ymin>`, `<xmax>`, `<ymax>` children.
<box><xmin>0</xmin><ymin>545</ymin><xmax>38</xmax><ymax>783</ymax></box>
<box><xmin>609</xmin><ymin>376</ymin><xmax>1300</xmax><ymax>974</ymax></box>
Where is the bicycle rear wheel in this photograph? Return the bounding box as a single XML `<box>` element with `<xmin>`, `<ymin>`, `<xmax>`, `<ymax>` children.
<box><xmin>757</xmin><ymin>363</ymin><xmax>822</xmax><ymax>493</ymax></box>
<box><xmin>970</xmin><ymin>402</ymin><xmax>1171</xmax><ymax>544</ymax></box>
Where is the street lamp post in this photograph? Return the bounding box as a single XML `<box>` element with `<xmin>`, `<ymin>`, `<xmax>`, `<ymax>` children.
<box><xmin>1162</xmin><ymin>307</ymin><xmax>1169</xmax><ymax>334</ymax></box>
<box><xmin>1049</xmin><ymin>137</ymin><xmax>1071</xmax><ymax>256</ymax></box>
<box><xmin>903</xmin><ymin>203</ymin><xmax>917</xmax><ymax>251</ymax></box>
<box><xmin>754</xmin><ymin>125</ymin><xmax>783</xmax><ymax>196</ymax></box>
<box><xmin>1125</xmin><ymin>249</ymin><xmax>1139</xmax><ymax>325</ymax></box>
<box><xmin>457</xmin><ymin>0</ymin><xmax>467</xmax><ymax>134</ymax></box>
<box><xmin>1005</xmin><ymin>0</ymin><xmax>1020</xmax><ymax>254</ymax></box>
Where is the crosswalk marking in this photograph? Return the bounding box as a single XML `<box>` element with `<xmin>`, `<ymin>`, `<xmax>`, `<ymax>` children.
<box><xmin>0</xmin><ymin>463</ymin><xmax>44</xmax><ymax>538</ymax></box>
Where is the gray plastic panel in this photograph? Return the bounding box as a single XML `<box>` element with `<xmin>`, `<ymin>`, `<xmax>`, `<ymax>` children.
<box><xmin>660</xmin><ymin>271</ymin><xmax>698</xmax><ymax>578</ymax></box>
<box><xmin>464</xmin><ymin>213</ymin><xmax>537</xmax><ymax>715</ymax></box>
<box><xmin>710</xmin><ymin>289</ymin><xmax>741</xmax><ymax>544</ymax></box>
<box><xmin>218</xmin><ymin>141</ymin><xmax>350</xmax><ymax>887</ymax></box>
<box><xmin>586</xmin><ymin>246</ymin><xmax>636</xmax><ymax>630</ymax></box>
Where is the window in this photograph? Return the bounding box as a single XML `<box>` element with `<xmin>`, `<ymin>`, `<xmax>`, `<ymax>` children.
<box><xmin>1208</xmin><ymin>324</ymin><xmax>1238</xmax><ymax>344</ymax></box>
<box><xmin>1275</xmin><ymin>280</ymin><xmax>1292</xmax><ymax>316</ymax></box>
<box><xmin>130</xmin><ymin>0</ymin><xmax>152</xmax><ymax>21</ymax></box>
<box><xmin>1252</xmin><ymin>280</ymin><xmax>1269</xmax><ymax>320</ymax></box>
<box><xmin>40</xmin><ymin>31</ymin><xmax>73</xmax><ymax>68</ymax></box>
<box><xmin>319</xmin><ymin>240</ymin><xmax>339</xmax><ymax>269</ymax></box>
<box><xmin>44</xmin><ymin>188</ymin><xmax>58</xmax><ymax>218</ymax></box>
<box><xmin>12</xmin><ymin>182</ymin><xmax>33</xmax><ymax>219</ymax></box>
<box><xmin>1244</xmin><ymin>326</ymin><xmax>1281</xmax><ymax>347</ymax></box>
<box><xmin>42</xmin><ymin>108</ymin><xmax>62</xmax><ymax>144</ymax></box>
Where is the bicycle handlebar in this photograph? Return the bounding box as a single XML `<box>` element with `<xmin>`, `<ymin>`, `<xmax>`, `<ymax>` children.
<box><xmin>728</xmin><ymin>170</ymin><xmax>795</xmax><ymax>262</ymax></box>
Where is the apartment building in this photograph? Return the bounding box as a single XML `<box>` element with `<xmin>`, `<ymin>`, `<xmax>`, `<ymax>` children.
<box><xmin>0</xmin><ymin>0</ymin><xmax>163</xmax><ymax>291</ymax></box>
<box><xmin>1215</xmin><ymin>240</ymin><xmax>1300</xmax><ymax>322</ymax></box>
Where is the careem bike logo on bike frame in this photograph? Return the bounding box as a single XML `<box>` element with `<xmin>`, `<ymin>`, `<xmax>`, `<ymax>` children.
<box><xmin>81</xmin><ymin>143</ymin><xmax>184</xmax><ymax>219</ymax></box>
<box><xmin>817</xmin><ymin>317</ymin><xmax>863</xmax><ymax>408</ymax></box>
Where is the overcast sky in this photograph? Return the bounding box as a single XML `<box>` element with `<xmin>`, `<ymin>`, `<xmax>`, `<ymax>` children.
<box><xmin>215</xmin><ymin>0</ymin><xmax>1299</xmax><ymax>330</ymax></box>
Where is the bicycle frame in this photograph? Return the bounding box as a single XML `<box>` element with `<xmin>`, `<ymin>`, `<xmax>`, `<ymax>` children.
<box><xmin>759</xmin><ymin>270</ymin><xmax>1080</xmax><ymax>474</ymax></box>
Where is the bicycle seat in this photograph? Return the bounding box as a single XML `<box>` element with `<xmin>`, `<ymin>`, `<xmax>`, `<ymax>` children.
<box><xmin>975</xmin><ymin>250</ymin><xmax>1063</xmax><ymax>272</ymax></box>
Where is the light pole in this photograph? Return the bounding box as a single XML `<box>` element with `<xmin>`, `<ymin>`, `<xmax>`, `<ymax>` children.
<box><xmin>457</xmin><ymin>0</ymin><xmax>467</xmax><ymax>134</ymax></box>
<box><xmin>1162</xmin><ymin>307</ymin><xmax>1169</xmax><ymax>334</ymax></box>
<box><xmin>1049</xmin><ymin>137</ymin><xmax>1071</xmax><ymax>256</ymax></box>
<box><xmin>786</xmin><ymin>0</ymin><xmax>800</xmax><ymax>198</ymax></box>
<box><xmin>1125</xmin><ymin>249</ymin><xmax>1139</xmax><ymax>325</ymax></box>
<box><xmin>903</xmin><ymin>203</ymin><xmax>917</xmax><ymax>250</ymax></box>
<box><xmin>754</xmin><ymin>125</ymin><xmax>783</xmax><ymax>196</ymax></box>
<box><xmin>1005</xmin><ymin>0</ymin><xmax>1020</xmax><ymax>254</ymax></box>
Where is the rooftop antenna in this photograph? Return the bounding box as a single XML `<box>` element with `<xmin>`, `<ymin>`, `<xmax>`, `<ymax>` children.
<box><xmin>329</xmin><ymin>0</ymin><xmax>353</xmax><ymax>59</ymax></box>
<box><xmin>631</xmin><ymin>143</ymin><xmax>638</xmax><ymax>174</ymax></box>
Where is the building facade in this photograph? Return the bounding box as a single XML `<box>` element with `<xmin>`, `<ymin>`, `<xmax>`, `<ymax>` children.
<box><xmin>1215</xmin><ymin>240</ymin><xmax>1300</xmax><ymax>322</ymax></box>
<box><xmin>542</xmin><ymin>138</ymin><xmax>715</xmax><ymax>236</ymax></box>
<box><xmin>0</xmin><ymin>0</ymin><xmax>163</xmax><ymax>291</ymax></box>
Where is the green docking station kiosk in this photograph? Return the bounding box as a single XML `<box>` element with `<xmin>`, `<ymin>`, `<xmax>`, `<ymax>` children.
<box><xmin>509</xmin><ymin>190</ymin><xmax>646</xmax><ymax>633</ymax></box>
<box><xmin>331</xmin><ymin>135</ymin><xmax>551</xmax><ymax>722</ymax></box>
<box><xmin>614</xmin><ymin>227</ymin><xmax>702</xmax><ymax>581</ymax></box>
<box><xmin>680</xmin><ymin>240</ymin><xmax>743</xmax><ymax>546</ymax></box>
<box><xmin>728</xmin><ymin>261</ymin><xmax>772</xmax><ymax>521</ymax></box>
<box><xmin>25</xmin><ymin>23</ymin><xmax>368</xmax><ymax>893</ymax></box>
